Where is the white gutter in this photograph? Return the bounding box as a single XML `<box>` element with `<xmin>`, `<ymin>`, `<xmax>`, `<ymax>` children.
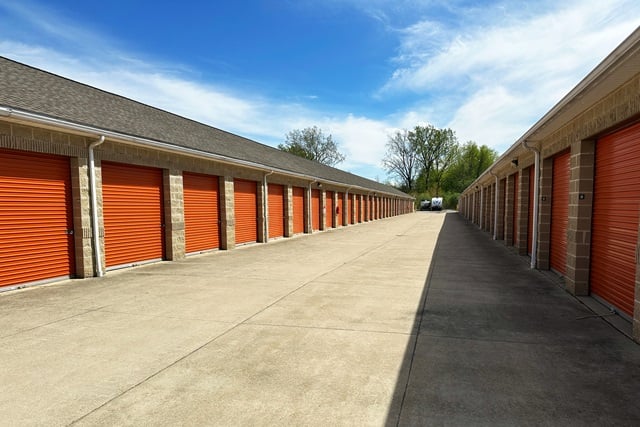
<box><xmin>88</xmin><ymin>135</ymin><xmax>105</xmax><ymax>277</ymax></box>
<box><xmin>0</xmin><ymin>106</ymin><xmax>409</xmax><ymax>201</ymax></box>
<box><xmin>523</xmin><ymin>140</ymin><xmax>540</xmax><ymax>269</ymax></box>
<box><xmin>489</xmin><ymin>169</ymin><xmax>499</xmax><ymax>240</ymax></box>
<box><xmin>262</xmin><ymin>170</ymin><xmax>274</xmax><ymax>242</ymax></box>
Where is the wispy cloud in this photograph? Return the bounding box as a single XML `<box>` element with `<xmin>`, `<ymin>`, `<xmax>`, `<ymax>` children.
<box><xmin>383</xmin><ymin>0</ymin><xmax>640</xmax><ymax>150</ymax></box>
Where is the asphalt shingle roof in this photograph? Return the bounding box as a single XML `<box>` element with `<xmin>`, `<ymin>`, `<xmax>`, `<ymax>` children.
<box><xmin>0</xmin><ymin>57</ymin><xmax>409</xmax><ymax>197</ymax></box>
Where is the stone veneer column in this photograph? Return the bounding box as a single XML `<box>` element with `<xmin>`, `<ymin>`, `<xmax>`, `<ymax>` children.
<box><xmin>516</xmin><ymin>169</ymin><xmax>530</xmax><ymax>256</ymax></box>
<box><xmin>565</xmin><ymin>139</ymin><xmax>595</xmax><ymax>296</ymax></box>
<box><xmin>536</xmin><ymin>157</ymin><xmax>553</xmax><ymax>270</ymax></box>
<box><xmin>163</xmin><ymin>169</ymin><xmax>185</xmax><ymax>261</ymax></box>
<box><xmin>483</xmin><ymin>186</ymin><xmax>490</xmax><ymax>231</ymax></box>
<box><xmin>350</xmin><ymin>193</ymin><xmax>356</xmax><ymax>224</ymax></box>
<box><xmin>220</xmin><ymin>176</ymin><xmax>235</xmax><ymax>250</ymax></box>
<box><xmin>489</xmin><ymin>184</ymin><xmax>495</xmax><ymax>235</ymax></box>
<box><xmin>495</xmin><ymin>178</ymin><xmax>506</xmax><ymax>241</ymax></box>
<box><xmin>305</xmin><ymin>184</ymin><xmax>312</xmax><ymax>234</ymax></box>
<box><xmin>70</xmin><ymin>156</ymin><xmax>94</xmax><ymax>277</ymax></box>
<box><xmin>320</xmin><ymin>190</ymin><xmax>327</xmax><ymax>230</ymax></box>
<box><xmin>284</xmin><ymin>185</ymin><xmax>293</xmax><ymax>237</ymax></box>
<box><xmin>504</xmin><ymin>174</ymin><xmax>515</xmax><ymax>246</ymax></box>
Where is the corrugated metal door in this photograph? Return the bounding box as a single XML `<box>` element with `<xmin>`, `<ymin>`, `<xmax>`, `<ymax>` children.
<box><xmin>311</xmin><ymin>189</ymin><xmax>321</xmax><ymax>231</ymax></box>
<box><xmin>347</xmin><ymin>195</ymin><xmax>352</xmax><ymax>224</ymax></box>
<box><xmin>0</xmin><ymin>150</ymin><xmax>75</xmax><ymax>288</ymax></box>
<box><xmin>102</xmin><ymin>162</ymin><xmax>164</xmax><ymax>268</ymax></box>
<box><xmin>336</xmin><ymin>192</ymin><xmax>344</xmax><ymax>226</ymax></box>
<box><xmin>268</xmin><ymin>183</ymin><xmax>285</xmax><ymax>239</ymax></box>
<box><xmin>292</xmin><ymin>186</ymin><xmax>305</xmax><ymax>234</ymax></box>
<box><xmin>550</xmin><ymin>150</ymin><xmax>570</xmax><ymax>274</ymax></box>
<box><xmin>527</xmin><ymin>166</ymin><xmax>534</xmax><ymax>255</ymax></box>
<box><xmin>183</xmin><ymin>172</ymin><xmax>219</xmax><ymax>253</ymax></box>
<box><xmin>513</xmin><ymin>172</ymin><xmax>519</xmax><ymax>245</ymax></box>
<box><xmin>234</xmin><ymin>179</ymin><xmax>258</xmax><ymax>244</ymax></box>
<box><xmin>590</xmin><ymin>122</ymin><xmax>640</xmax><ymax>316</ymax></box>
<box><xmin>357</xmin><ymin>197</ymin><xmax>362</xmax><ymax>222</ymax></box>
<box><xmin>325</xmin><ymin>191</ymin><xmax>334</xmax><ymax>229</ymax></box>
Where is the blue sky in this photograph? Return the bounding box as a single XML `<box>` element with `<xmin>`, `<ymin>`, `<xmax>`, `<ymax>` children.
<box><xmin>1</xmin><ymin>1</ymin><xmax>639</xmax><ymax>181</ymax></box>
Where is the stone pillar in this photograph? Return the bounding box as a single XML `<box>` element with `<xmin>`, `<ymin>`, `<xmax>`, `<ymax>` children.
<box><xmin>516</xmin><ymin>169</ymin><xmax>530</xmax><ymax>255</ymax></box>
<box><xmin>489</xmin><ymin>184</ymin><xmax>495</xmax><ymax>235</ymax></box>
<box><xmin>537</xmin><ymin>157</ymin><xmax>554</xmax><ymax>270</ymax></box>
<box><xmin>285</xmin><ymin>185</ymin><xmax>293</xmax><ymax>237</ymax></box>
<box><xmin>350</xmin><ymin>193</ymin><xmax>356</xmax><ymax>224</ymax></box>
<box><xmin>163</xmin><ymin>169</ymin><xmax>185</xmax><ymax>261</ymax></box>
<box><xmin>305</xmin><ymin>184</ymin><xmax>312</xmax><ymax>234</ymax></box>
<box><xmin>495</xmin><ymin>178</ymin><xmax>506</xmax><ymax>240</ymax></box>
<box><xmin>504</xmin><ymin>174</ymin><xmax>515</xmax><ymax>246</ymax></box>
<box><xmin>220</xmin><ymin>176</ymin><xmax>235</xmax><ymax>250</ymax></box>
<box><xmin>70</xmin><ymin>156</ymin><xmax>94</xmax><ymax>278</ymax></box>
<box><xmin>321</xmin><ymin>190</ymin><xmax>327</xmax><ymax>230</ymax></box>
<box><xmin>565</xmin><ymin>139</ymin><xmax>595</xmax><ymax>296</ymax></box>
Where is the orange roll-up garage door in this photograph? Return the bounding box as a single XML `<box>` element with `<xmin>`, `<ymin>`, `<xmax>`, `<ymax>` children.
<box><xmin>357</xmin><ymin>196</ymin><xmax>362</xmax><ymax>222</ymax></box>
<box><xmin>336</xmin><ymin>192</ymin><xmax>344</xmax><ymax>226</ymax></box>
<box><xmin>311</xmin><ymin>189</ymin><xmax>321</xmax><ymax>231</ymax></box>
<box><xmin>183</xmin><ymin>172</ymin><xmax>220</xmax><ymax>253</ymax></box>
<box><xmin>292</xmin><ymin>186</ymin><xmax>305</xmax><ymax>234</ymax></box>
<box><xmin>590</xmin><ymin>122</ymin><xmax>640</xmax><ymax>316</ymax></box>
<box><xmin>268</xmin><ymin>183</ymin><xmax>285</xmax><ymax>239</ymax></box>
<box><xmin>550</xmin><ymin>150</ymin><xmax>570</xmax><ymax>274</ymax></box>
<box><xmin>325</xmin><ymin>191</ymin><xmax>334</xmax><ymax>229</ymax></box>
<box><xmin>102</xmin><ymin>162</ymin><xmax>164</xmax><ymax>268</ymax></box>
<box><xmin>234</xmin><ymin>179</ymin><xmax>258</xmax><ymax>244</ymax></box>
<box><xmin>347</xmin><ymin>195</ymin><xmax>352</xmax><ymax>224</ymax></box>
<box><xmin>0</xmin><ymin>150</ymin><xmax>75</xmax><ymax>288</ymax></box>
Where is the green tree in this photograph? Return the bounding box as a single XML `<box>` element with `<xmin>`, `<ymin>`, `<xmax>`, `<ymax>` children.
<box><xmin>382</xmin><ymin>130</ymin><xmax>418</xmax><ymax>192</ymax></box>
<box><xmin>278</xmin><ymin>126</ymin><xmax>346</xmax><ymax>166</ymax></box>
<box><xmin>441</xmin><ymin>142</ymin><xmax>498</xmax><ymax>193</ymax></box>
<box><xmin>410</xmin><ymin>125</ymin><xmax>458</xmax><ymax>194</ymax></box>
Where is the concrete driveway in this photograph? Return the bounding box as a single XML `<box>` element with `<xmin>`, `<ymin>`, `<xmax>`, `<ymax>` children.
<box><xmin>1</xmin><ymin>212</ymin><xmax>443</xmax><ymax>426</ymax></box>
<box><xmin>2</xmin><ymin>212</ymin><xmax>639</xmax><ymax>426</ymax></box>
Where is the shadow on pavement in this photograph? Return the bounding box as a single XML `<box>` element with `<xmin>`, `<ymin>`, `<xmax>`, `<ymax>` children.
<box><xmin>386</xmin><ymin>212</ymin><xmax>640</xmax><ymax>426</ymax></box>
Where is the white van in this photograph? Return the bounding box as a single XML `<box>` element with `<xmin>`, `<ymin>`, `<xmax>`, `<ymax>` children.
<box><xmin>430</xmin><ymin>197</ymin><xmax>443</xmax><ymax>211</ymax></box>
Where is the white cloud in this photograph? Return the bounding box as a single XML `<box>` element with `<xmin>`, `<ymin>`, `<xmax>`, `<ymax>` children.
<box><xmin>383</xmin><ymin>0</ymin><xmax>640</xmax><ymax>151</ymax></box>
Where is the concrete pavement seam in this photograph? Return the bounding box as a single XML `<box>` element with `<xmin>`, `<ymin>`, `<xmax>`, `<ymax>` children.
<box><xmin>0</xmin><ymin>306</ymin><xmax>107</xmax><ymax>340</ymax></box>
<box><xmin>241</xmin><ymin>321</ymin><xmax>416</xmax><ymax>336</ymax></box>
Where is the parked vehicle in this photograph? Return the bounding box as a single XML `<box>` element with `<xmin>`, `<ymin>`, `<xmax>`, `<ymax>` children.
<box><xmin>430</xmin><ymin>197</ymin><xmax>443</xmax><ymax>211</ymax></box>
<box><xmin>419</xmin><ymin>200</ymin><xmax>431</xmax><ymax>211</ymax></box>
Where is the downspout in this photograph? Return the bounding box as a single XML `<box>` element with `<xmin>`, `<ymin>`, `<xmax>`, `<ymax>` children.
<box><xmin>89</xmin><ymin>135</ymin><xmax>105</xmax><ymax>277</ymax></box>
<box><xmin>523</xmin><ymin>140</ymin><xmax>540</xmax><ymax>269</ymax></box>
<box><xmin>262</xmin><ymin>170</ymin><xmax>274</xmax><ymax>242</ymax></box>
<box><xmin>489</xmin><ymin>169</ymin><xmax>499</xmax><ymax>240</ymax></box>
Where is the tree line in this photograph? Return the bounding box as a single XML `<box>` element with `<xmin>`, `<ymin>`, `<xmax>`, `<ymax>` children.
<box><xmin>278</xmin><ymin>125</ymin><xmax>497</xmax><ymax>209</ymax></box>
<box><xmin>382</xmin><ymin>125</ymin><xmax>497</xmax><ymax>207</ymax></box>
